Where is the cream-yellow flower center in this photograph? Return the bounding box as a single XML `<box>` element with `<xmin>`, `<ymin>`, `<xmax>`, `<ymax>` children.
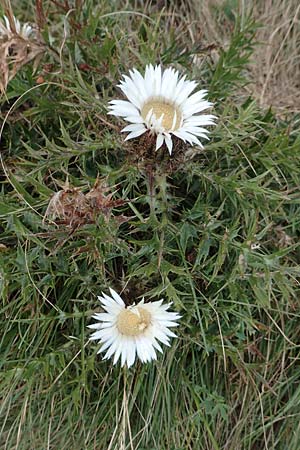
<box><xmin>117</xmin><ymin>307</ymin><xmax>151</xmax><ymax>336</ymax></box>
<box><xmin>141</xmin><ymin>99</ymin><xmax>182</xmax><ymax>131</ymax></box>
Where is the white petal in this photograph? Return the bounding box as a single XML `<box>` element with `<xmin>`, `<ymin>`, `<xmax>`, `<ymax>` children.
<box><xmin>171</xmin><ymin>110</ymin><xmax>177</xmax><ymax>131</ymax></box>
<box><xmin>151</xmin><ymin>338</ymin><xmax>163</xmax><ymax>353</ymax></box>
<box><xmin>142</xmin><ymin>336</ymin><xmax>157</xmax><ymax>361</ymax></box>
<box><xmin>88</xmin><ymin>322</ymin><xmax>102</xmax><ymax>330</ymax></box>
<box><xmin>130</xmin><ymin>69</ymin><xmax>148</xmax><ymax>101</ymax></box>
<box><xmin>162</xmin><ymin>327</ymin><xmax>178</xmax><ymax>338</ymax></box>
<box><xmin>154</xmin><ymin>329</ymin><xmax>171</xmax><ymax>346</ymax></box>
<box><xmin>136</xmin><ymin>336</ymin><xmax>152</xmax><ymax>363</ymax></box>
<box><xmin>163</xmin><ymin>69</ymin><xmax>179</xmax><ymax>100</ymax></box>
<box><xmin>90</xmin><ymin>314</ymin><xmax>111</xmax><ymax>323</ymax></box>
<box><xmin>99</xmin><ymin>321</ymin><xmax>116</xmax><ymax>329</ymax></box>
<box><xmin>4</xmin><ymin>16</ymin><xmax>10</xmax><ymax>31</ymax></box>
<box><xmin>159</xmin><ymin>320</ymin><xmax>181</xmax><ymax>328</ymax></box>
<box><xmin>89</xmin><ymin>331</ymin><xmax>107</xmax><ymax>341</ymax></box>
<box><xmin>173</xmin><ymin>130</ymin><xmax>200</xmax><ymax>145</ymax></box>
<box><xmin>124</xmin><ymin>129</ymin><xmax>147</xmax><ymax>140</ymax></box>
<box><xmin>135</xmin><ymin>338</ymin><xmax>147</xmax><ymax>363</ymax></box>
<box><xmin>100</xmin><ymin>303</ymin><xmax>122</xmax><ymax>315</ymax></box>
<box><xmin>161</xmin><ymin>68</ymin><xmax>177</xmax><ymax>99</ymax></box>
<box><xmin>156</xmin><ymin>134</ymin><xmax>164</xmax><ymax>151</ymax></box>
<box><xmin>99</xmin><ymin>335</ymin><xmax>117</xmax><ymax>352</ymax></box>
<box><xmin>113</xmin><ymin>340</ymin><xmax>123</xmax><ymax>365</ymax></box>
<box><xmin>100</xmin><ymin>296</ymin><xmax>123</xmax><ymax>314</ymax></box>
<box><xmin>121</xmin><ymin>124</ymin><xmax>146</xmax><ymax>133</ymax></box>
<box><xmin>15</xmin><ymin>18</ymin><xmax>21</xmax><ymax>33</ymax></box>
<box><xmin>181</xmin><ymin>89</ymin><xmax>207</xmax><ymax>107</ymax></box>
<box><xmin>181</xmin><ymin>125</ymin><xmax>210</xmax><ymax>134</ymax></box>
<box><xmin>99</xmin><ymin>331</ymin><xmax>118</xmax><ymax>344</ymax></box>
<box><xmin>144</xmin><ymin>64</ymin><xmax>156</xmax><ymax>96</ymax></box>
<box><xmin>123</xmin><ymin>115</ymin><xmax>144</xmax><ymax>124</ymax></box>
<box><xmin>108</xmin><ymin>100</ymin><xmax>139</xmax><ymax>117</ymax></box>
<box><xmin>119</xmin><ymin>82</ymin><xmax>142</xmax><ymax>109</ymax></box>
<box><xmin>120</xmin><ymin>343</ymin><xmax>127</xmax><ymax>367</ymax></box>
<box><xmin>184</xmin><ymin>115</ymin><xmax>216</xmax><ymax>127</ymax></box>
<box><xmin>102</xmin><ymin>342</ymin><xmax>117</xmax><ymax>359</ymax></box>
<box><xmin>172</xmin><ymin>74</ymin><xmax>187</xmax><ymax>99</ymax></box>
<box><xmin>100</xmin><ymin>293</ymin><xmax>115</xmax><ymax>304</ymax></box>
<box><xmin>164</xmin><ymin>136</ymin><xmax>173</xmax><ymax>155</ymax></box>
<box><xmin>176</xmin><ymin>80</ymin><xmax>198</xmax><ymax>105</ymax></box>
<box><xmin>127</xmin><ymin>340</ymin><xmax>136</xmax><ymax>367</ymax></box>
<box><xmin>109</xmin><ymin>288</ymin><xmax>125</xmax><ymax>305</ymax></box>
<box><xmin>145</xmin><ymin>299</ymin><xmax>164</xmax><ymax>309</ymax></box>
<box><xmin>153</xmin><ymin>65</ymin><xmax>162</xmax><ymax>96</ymax></box>
<box><xmin>183</xmin><ymin>101</ymin><xmax>213</xmax><ymax>118</ymax></box>
<box><xmin>145</xmin><ymin>108</ymin><xmax>154</xmax><ymax>124</ymax></box>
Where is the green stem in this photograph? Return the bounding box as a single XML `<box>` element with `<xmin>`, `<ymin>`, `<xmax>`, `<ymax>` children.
<box><xmin>146</xmin><ymin>166</ymin><xmax>156</xmax><ymax>219</ymax></box>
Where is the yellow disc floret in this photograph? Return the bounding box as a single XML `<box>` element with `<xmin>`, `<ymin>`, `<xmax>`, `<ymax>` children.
<box><xmin>141</xmin><ymin>99</ymin><xmax>182</xmax><ymax>131</ymax></box>
<box><xmin>117</xmin><ymin>307</ymin><xmax>151</xmax><ymax>336</ymax></box>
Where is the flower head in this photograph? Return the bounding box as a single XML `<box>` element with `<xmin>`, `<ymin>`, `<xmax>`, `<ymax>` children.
<box><xmin>0</xmin><ymin>15</ymin><xmax>33</xmax><ymax>40</ymax></box>
<box><xmin>88</xmin><ymin>288</ymin><xmax>181</xmax><ymax>367</ymax></box>
<box><xmin>108</xmin><ymin>64</ymin><xmax>216</xmax><ymax>155</ymax></box>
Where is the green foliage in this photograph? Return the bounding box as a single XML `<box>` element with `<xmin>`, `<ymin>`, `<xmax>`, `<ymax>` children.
<box><xmin>1</xmin><ymin>1</ymin><xmax>300</xmax><ymax>449</ymax></box>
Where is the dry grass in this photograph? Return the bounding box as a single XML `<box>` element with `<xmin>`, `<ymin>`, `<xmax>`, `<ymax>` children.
<box><xmin>249</xmin><ymin>0</ymin><xmax>300</xmax><ymax>114</ymax></box>
<box><xmin>185</xmin><ymin>0</ymin><xmax>300</xmax><ymax>114</ymax></box>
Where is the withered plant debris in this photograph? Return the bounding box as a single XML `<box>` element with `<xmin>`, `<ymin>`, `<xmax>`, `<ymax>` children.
<box><xmin>125</xmin><ymin>131</ymin><xmax>201</xmax><ymax>175</ymax></box>
<box><xmin>44</xmin><ymin>180</ymin><xmax>128</xmax><ymax>229</ymax></box>
<box><xmin>0</xmin><ymin>12</ymin><xmax>45</xmax><ymax>94</ymax></box>
<box><xmin>274</xmin><ymin>226</ymin><xmax>294</xmax><ymax>248</ymax></box>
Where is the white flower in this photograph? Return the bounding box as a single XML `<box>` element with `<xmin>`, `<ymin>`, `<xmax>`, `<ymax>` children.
<box><xmin>0</xmin><ymin>15</ymin><xmax>33</xmax><ymax>39</ymax></box>
<box><xmin>108</xmin><ymin>64</ymin><xmax>216</xmax><ymax>155</ymax></box>
<box><xmin>88</xmin><ymin>288</ymin><xmax>181</xmax><ymax>368</ymax></box>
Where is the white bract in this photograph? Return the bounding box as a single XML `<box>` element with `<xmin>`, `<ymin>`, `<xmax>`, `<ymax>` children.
<box><xmin>88</xmin><ymin>288</ymin><xmax>181</xmax><ymax>367</ymax></box>
<box><xmin>0</xmin><ymin>15</ymin><xmax>33</xmax><ymax>39</ymax></box>
<box><xmin>108</xmin><ymin>64</ymin><xmax>216</xmax><ymax>155</ymax></box>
